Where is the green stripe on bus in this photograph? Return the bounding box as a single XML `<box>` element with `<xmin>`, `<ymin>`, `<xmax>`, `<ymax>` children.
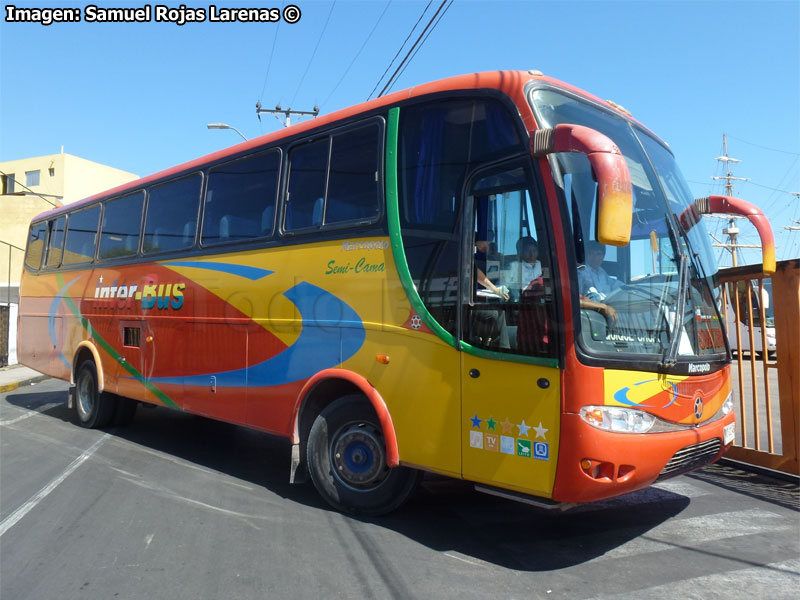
<box><xmin>56</xmin><ymin>273</ymin><xmax>180</xmax><ymax>409</ymax></box>
<box><xmin>385</xmin><ymin>107</ymin><xmax>458</xmax><ymax>349</ymax></box>
<box><xmin>385</xmin><ymin>108</ymin><xmax>559</xmax><ymax>370</ymax></box>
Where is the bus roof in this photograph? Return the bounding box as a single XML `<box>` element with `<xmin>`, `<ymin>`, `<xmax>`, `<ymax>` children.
<box><xmin>32</xmin><ymin>70</ymin><xmax>651</xmax><ymax>222</ymax></box>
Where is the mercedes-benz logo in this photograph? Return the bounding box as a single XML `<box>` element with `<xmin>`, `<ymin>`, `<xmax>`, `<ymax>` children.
<box><xmin>694</xmin><ymin>397</ymin><xmax>704</xmax><ymax>419</ymax></box>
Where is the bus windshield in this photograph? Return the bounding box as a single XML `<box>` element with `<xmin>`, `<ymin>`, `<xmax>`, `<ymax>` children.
<box><xmin>530</xmin><ymin>88</ymin><xmax>726</xmax><ymax>361</ymax></box>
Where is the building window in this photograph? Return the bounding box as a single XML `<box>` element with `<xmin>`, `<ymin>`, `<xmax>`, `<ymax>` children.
<box><xmin>26</xmin><ymin>170</ymin><xmax>40</xmax><ymax>187</ymax></box>
<box><xmin>2</xmin><ymin>173</ymin><xmax>15</xmax><ymax>194</ymax></box>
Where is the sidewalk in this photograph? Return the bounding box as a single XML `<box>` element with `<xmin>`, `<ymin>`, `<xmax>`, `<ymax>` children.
<box><xmin>0</xmin><ymin>364</ymin><xmax>51</xmax><ymax>393</ymax></box>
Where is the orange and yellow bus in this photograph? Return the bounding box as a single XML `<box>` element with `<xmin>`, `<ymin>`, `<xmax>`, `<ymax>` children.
<box><xmin>18</xmin><ymin>71</ymin><xmax>775</xmax><ymax>515</ymax></box>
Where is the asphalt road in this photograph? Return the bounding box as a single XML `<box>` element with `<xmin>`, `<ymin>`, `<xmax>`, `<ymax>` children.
<box><xmin>2</xmin><ymin>379</ymin><xmax>798</xmax><ymax>600</ymax></box>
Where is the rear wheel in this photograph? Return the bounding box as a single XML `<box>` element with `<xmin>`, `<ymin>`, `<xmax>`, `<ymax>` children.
<box><xmin>74</xmin><ymin>360</ymin><xmax>115</xmax><ymax>429</ymax></box>
<box><xmin>307</xmin><ymin>396</ymin><xmax>421</xmax><ymax>516</ymax></box>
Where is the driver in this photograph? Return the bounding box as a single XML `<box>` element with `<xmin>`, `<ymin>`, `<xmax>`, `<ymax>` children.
<box><xmin>579</xmin><ymin>241</ymin><xmax>623</xmax><ymax>301</ymax></box>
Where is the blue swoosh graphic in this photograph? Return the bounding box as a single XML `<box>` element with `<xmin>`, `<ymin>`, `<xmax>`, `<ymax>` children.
<box><xmin>613</xmin><ymin>379</ymin><xmax>678</xmax><ymax>408</ymax></box>
<box><xmin>163</xmin><ymin>261</ymin><xmax>273</xmax><ymax>281</ymax></box>
<box><xmin>49</xmin><ymin>277</ymin><xmax>80</xmax><ymax>368</ymax></box>
<box><xmin>150</xmin><ymin>281</ymin><xmax>365</xmax><ymax>388</ymax></box>
<box><xmin>661</xmin><ymin>381</ymin><xmax>679</xmax><ymax>408</ymax></box>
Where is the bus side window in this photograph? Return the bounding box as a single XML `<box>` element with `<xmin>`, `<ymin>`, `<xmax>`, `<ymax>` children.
<box><xmin>326</xmin><ymin>123</ymin><xmax>381</xmax><ymax>224</ymax></box>
<box><xmin>285</xmin><ymin>139</ymin><xmax>329</xmax><ymax>231</ymax></box>
<box><xmin>203</xmin><ymin>149</ymin><xmax>280</xmax><ymax>245</ymax></box>
<box><xmin>468</xmin><ymin>165</ymin><xmax>556</xmax><ymax>358</ymax></box>
<box><xmin>99</xmin><ymin>192</ymin><xmax>143</xmax><ymax>260</ymax></box>
<box><xmin>45</xmin><ymin>216</ymin><xmax>66</xmax><ymax>268</ymax></box>
<box><xmin>63</xmin><ymin>204</ymin><xmax>101</xmax><ymax>265</ymax></box>
<box><xmin>143</xmin><ymin>174</ymin><xmax>202</xmax><ymax>255</ymax></box>
<box><xmin>25</xmin><ymin>222</ymin><xmax>48</xmax><ymax>270</ymax></box>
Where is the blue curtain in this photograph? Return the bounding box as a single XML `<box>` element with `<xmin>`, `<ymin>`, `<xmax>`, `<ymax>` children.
<box><xmin>485</xmin><ymin>102</ymin><xmax>518</xmax><ymax>152</ymax></box>
<box><xmin>412</xmin><ymin>109</ymin><xmax>445</xmax><ymax>225</ymax></box>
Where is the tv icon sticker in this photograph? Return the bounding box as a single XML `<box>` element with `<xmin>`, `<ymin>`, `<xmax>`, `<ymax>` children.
<box><xmin>517</xmin><ymin>439</ymin><xmax>532</xmax><ymax>458</ymax></box>
<box><xmin>485</xmin><ymin>434</ymin><xmax>499</xmax><ymax>452</ymax></box>
<box><xmin>470</xmin><ymin>430</ymin><xmax>483</xmax><ymax>449</ymax></box>
<box><xmin>500</xmin><ymin>436</ymin><xmax>515</xmax><ymax>455</ymax></box>
<box><xmin>534</xmin><ymin>442</ymin><xmax>549</xmax><ymax>461</ymax></box>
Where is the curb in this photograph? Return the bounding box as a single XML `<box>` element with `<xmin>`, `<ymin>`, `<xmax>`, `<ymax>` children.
<box><xmin>0</xmin><ymin>375</ymin><xmax>52</xmax><ymax>394</ymax></box>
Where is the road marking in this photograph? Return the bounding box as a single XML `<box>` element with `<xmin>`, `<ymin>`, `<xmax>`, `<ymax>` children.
<box><xmin>595</xmin><ymin>508</ymin><xmax>791</xmax><ymax>562</ymax></box>
<box><xmin>591</xmin><ymin>557</ymin><xmax>800</xmax><ymax>599</ymax></box>
<box><xmin>0</xmin><ymin>434</ymin><xmax>108</xmax><ymax>537</ymax></box>
<box><xmin>0</xmin><ymin>402</ymin><xmax>62</xmax><ymax>426</ymax></box>
<box><xmin>444</xmin><ymin>552</ymin><xmax>490</xmax><ymax>567</ymax></box>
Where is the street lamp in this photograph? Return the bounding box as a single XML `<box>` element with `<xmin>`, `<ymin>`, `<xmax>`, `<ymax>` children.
<box><xmin>206</xmin><ymin>123</ymin><xmax>248</xmax><ymax>141</ymax></box>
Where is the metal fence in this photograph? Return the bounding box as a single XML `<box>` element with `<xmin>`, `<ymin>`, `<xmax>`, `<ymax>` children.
<box><xmin>717</xmin><ymin>259</ymin><xmax>799</xmax><ymax>476</ymax></box>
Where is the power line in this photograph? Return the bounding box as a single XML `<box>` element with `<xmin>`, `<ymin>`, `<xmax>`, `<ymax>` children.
<box><xmin>367</xmin><ymin>0</ymin><xmax>432</xmax><ymax>101</ymax></box>
<box><xmin>0</xmin><ymin>170</ymin><xmax>59</xmax><ymax>208</ymax></box>
<box><xmin>726</xmin><ymin>134</ymin><xmax>800</xmax><ymax>156</ymax></box>
<box><xmin>290</xmin><ymin>1</ymin><xmax>337</xmax><ymax>107</ymax></box>
<box><xmin>377</xmin><ymin>0</ymin><xmax>452</xmax><ymax>98</ymax></box>
<box><xmin>321</xmin><ymin>0</ymin><xmax>392</xmax><ymax>109</ymax></box>
<box><xmin>387</xmin><ymin>0</ymin><xmax>453</xmax><ymax>95</ymax></box>
<box><xmin>258</xmin><ymin>2</ymin><xmax>284</xmax><ymax>102</ymax></box>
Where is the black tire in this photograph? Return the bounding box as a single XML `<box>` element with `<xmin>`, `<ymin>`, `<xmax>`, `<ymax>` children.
<box><xmin>74</xmin><ymin>360</ymin><xmax>115</xmax><ymax>429</ymax></box>
<box><xmin>307</xmin><ymin>396</ymin><xmax>421</xmax><ymax>516</ymax></box>
<box><xmin>111</xmin><ymin>396</ymin><xmax>138</xmax><ymax>426</ymax></box>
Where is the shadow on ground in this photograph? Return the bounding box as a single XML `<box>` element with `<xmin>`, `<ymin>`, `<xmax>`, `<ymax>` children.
<box><xmin>5</xmin><ymin>383</ymin><xmax>692</xmax><ymax>571</ymax></box>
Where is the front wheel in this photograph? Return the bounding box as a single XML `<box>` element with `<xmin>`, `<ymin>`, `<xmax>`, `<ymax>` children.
<box><xmin>307</xmin><ymin>396</ymin><xmax>421</xmax><ymax>516</ymax></box>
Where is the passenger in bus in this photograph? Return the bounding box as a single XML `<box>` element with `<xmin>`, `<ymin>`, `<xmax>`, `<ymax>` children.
<box><xmin>472</xmin><ymin>238</ymin><xmax>510</xmax><ymax>349</ymax></box>
<box><xmin>579</xmin><ymin>241</ymin><xmax>623</xmax><ymax>301</ymax></box>
<box><xmin>505</xmin><ymin>236</ymin><xmax>542</xmax><ymax>301</ymax></box>
<box><xmin>475</xmin><ymin>239</ymin><xmax>509</xmax><ymax>301</ymax></box>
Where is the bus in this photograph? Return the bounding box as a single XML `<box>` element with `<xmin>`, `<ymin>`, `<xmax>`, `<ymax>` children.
<box><xmin>18</xmin><ymin>70</ymin><xmax>776</xmax><ymax>515</ymax></box>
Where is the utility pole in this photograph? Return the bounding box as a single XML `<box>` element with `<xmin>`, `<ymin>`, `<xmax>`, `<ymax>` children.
<box><xmin>710</xmin><ymin>133</ymin><xmax>750</xmax><ymax>267</ymax></box>
<box><xmin>255</xmin><ymin>102</ymin><xmax>319</xmax><ymax>127</ymax></box>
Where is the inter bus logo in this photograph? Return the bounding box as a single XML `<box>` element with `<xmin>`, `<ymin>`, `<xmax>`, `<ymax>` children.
<box><xmin>94</xmin><ymin>277</ymin><xmax>185</xmax><ymax>311</ymax></box>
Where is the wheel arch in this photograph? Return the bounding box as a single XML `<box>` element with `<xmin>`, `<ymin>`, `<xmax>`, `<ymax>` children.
<box><xmin>72</xmin><ymin>342</ymin><xmax>105</xmax><ymax>393</ymax></box>
<box><xmin>292</xmin><ymin>369</ymin><xmax>399</xmax><ymax>468</ymax></box>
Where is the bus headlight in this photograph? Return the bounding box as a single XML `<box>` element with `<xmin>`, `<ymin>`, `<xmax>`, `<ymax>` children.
<box><xmin>580</xmin><ymin>406</ymin><xmax>656</xmax><ymax>433</ymax></box>
<box><xmin>721</xmin><ymin>393</ymin><xmax>733</xmax><ymax>415</ymax></box>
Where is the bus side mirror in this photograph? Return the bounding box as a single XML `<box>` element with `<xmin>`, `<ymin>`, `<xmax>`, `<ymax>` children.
<box><xmin>531</xmin><ymin>123</ymin><xmax>632</xmax><ymax>247</ymax></box>
<box><xmin>680</xmin><ymin>195</ymin><xmax>776</xmax><ymax>275</ymax></box>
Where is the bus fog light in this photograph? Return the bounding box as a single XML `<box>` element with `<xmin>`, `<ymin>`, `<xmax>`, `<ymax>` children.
<box><xmin>580</xmin><ymin>406</ymin><xmax>656</xmax><ymax>433</ymax></box>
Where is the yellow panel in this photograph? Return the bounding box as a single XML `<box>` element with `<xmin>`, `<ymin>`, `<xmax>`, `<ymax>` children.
<box><xmin>461</xmin><ymin>355</ymin><xmax>561</xmax><ymax>497</ymax></box>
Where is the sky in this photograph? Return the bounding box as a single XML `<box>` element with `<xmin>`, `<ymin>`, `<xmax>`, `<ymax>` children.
<box><xmin>2</xmin><ymin>0</ymin><xmax>798</xmax><ymax>264</ymax></box>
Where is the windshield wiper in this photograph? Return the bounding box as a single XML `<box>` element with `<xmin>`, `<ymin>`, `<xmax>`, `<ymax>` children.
<box><xmin>661</xmin><ymin>252</ymin><xmax>689</xmax><ymax>370</ymax></box>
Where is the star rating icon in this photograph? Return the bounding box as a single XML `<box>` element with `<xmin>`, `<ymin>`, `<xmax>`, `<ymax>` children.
<box><xmin>500</xmin><ymin>418</ymin><xmax>513</xmax><ymax>434</ymax></box>
<box><xmin>533</xmin><ymin>422</ymin><xmax>548</xmax><ymax>440</ymax></box>
<box><xmin>486</xmin><ymin>416</ymin><xmax>497</xmax><ymax>431</ymax></box>
<box><xmin>470</xmin><ymin>414</ymin><xmax>483</xmax><ymax>429</ymax></box>
<box><xmin>516</xmin><ymin>419</ymin><xmax>531</xmax><ymax>437</ymax></box>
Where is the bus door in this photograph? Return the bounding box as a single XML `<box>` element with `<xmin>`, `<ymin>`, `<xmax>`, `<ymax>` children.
<box><xmin>460</xmin><ymin>163</ymin><xmax>562</xmax><ymax>497</ymax></box>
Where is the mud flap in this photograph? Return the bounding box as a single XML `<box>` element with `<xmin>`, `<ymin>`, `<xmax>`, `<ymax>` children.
<box><xmin>289</xmin><ymin>443</ymin><xmax>309</xmax><ymax>484</ymax></box>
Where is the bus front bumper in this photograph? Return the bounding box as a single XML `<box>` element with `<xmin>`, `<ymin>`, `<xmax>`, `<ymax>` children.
<box><xmin>551</xmin><ymin>411</ymin><xmax>735</xmax><ymax>504</ymax></box>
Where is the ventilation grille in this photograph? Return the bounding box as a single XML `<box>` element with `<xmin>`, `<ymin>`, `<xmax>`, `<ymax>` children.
<box><xmin>656</xmin><ymin>438</ymin><xmax>722</xmax><ymax>481</ymax></box>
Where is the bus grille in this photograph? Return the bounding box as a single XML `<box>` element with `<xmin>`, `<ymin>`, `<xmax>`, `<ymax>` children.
<box><xmin>656</xmin><ymin>438</ymin><xmax>722</xmax><ymax>481</ymax></box>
